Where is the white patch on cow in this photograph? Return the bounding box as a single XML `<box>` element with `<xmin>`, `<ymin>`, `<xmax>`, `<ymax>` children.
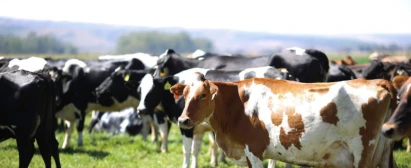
<box><xmin>174</xmin><ymin>68</ymin><xmax>210</xmax><ymax>84</ymax></box>
<box><xmin>182</xmin><ymin>136</ymin><xmax>193</xmax><ymax>168</ymax></box>
<box><xmin>62</xmin><ymin>120</ymin><xmax>74</xmax><ymax>149</ymax></box>
<box><xmin>62</xmin><ymin>59</ymin><xmax>87</xmax><ymax>73</ymax></box>
<box><xmin>98</xmin><ymin>53</ymin><xmax>158</xmax><ymax>69</ymax></box>
<box><xmin>238</xmin><ymin>66</ymin><xmax>273</xmax><ymax>80</ymax></box>
<box><xmin>0</xmin><ymin>125</ymin><xmax>16</xmax><ymax>136</ymax></box>
<box><xmin>286</xmin><ymin>47</ymin><xmax>306</xmax><ymax>56</ymax></box>
<box><xmin>137</xmin><ymin>74</ymin><xmax>154</xmax><ymax>111</ymax></box>
<box><xmin>192</xmin><ymin>49</ymin><xmax>206</xmax><ymax>58</ymax></box>
<box><xmin>55</xmin><ymin>103</ymin><xmax>81</xmax><ymax>121</ymax></box>
<box><xmin>407</xmin><ymin>83</ymin><xmax>411</xmax><ymax>93</ymax></box>
<box><xmin>244</xmin><ymin>145</ymin><xmax>264</xmax><ymax>167</ymax></box>
<box><xmin>229</xmin><ymin>155</ymin><xmax>248</xmax><ymax>167</ymax></box>
<box><xmin>369</xmin><ymin>139</ymin><xmax>376</xmax><ymax>146</ymax></box>
<box><xmin>8</xmin><ymin>57</ymin><xmax>47</xmax><ymax>72</ymax></box>
<box><xmin>240</xmin><ymin>79</ymin><xmax>383</xmax><ymax>167</ymax></box>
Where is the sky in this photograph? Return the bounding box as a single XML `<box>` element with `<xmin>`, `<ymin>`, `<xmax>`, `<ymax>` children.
<box><xmin>0</xmin><ymin>0</ymin><xmax>410</xmax><ymax>35</ymax></box>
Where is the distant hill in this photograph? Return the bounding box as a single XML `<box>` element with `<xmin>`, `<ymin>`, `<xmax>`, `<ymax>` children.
<box><xmin>1</xmin><ymin>17</ymin><xmax>411</xmax><ymax>54</ymax></box>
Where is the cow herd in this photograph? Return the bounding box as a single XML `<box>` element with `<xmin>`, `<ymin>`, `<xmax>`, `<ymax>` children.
<box><xmin>0</xmin><ymin>48</ymin><xmax>410</xmax><ymax>168</ymax></box>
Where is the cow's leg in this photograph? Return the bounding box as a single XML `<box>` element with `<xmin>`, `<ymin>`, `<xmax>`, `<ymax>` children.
<box><xmin>181</xmin><ymin>128</ymin><xmax>193</xmax><ymax>168</ymax></box>
<box><xmin>62</xmin><ymin>120</ymin><xmax>75</xmax><ymax>149</ymax></box>
<box><xmin>150</xmin><ymin>117</ymin><xmax>158</xmax><ymax>142</ymax></box>
<box><xmin>16</xmin><ymin>136</ymin><xmax>35</xmax><ymax>168</ymax></box>
<box><xmin>140</xmin><ymin>116</ymin><xmax>151</xmax><ymax>141</ymax></box>
<box><xmin>88</xmin><ymin>111</ymin><xmax>103</xmax><ymax>133</ymax></box>
<box><xmin>208</xmin><ymin>132</ymin><xmax>218</xmax><ymax>167</ymax></box>
<box><xmin>191</xmin><ymin>130</ymin><xmax>205</xmax><ymax>168</ymax></box>
<box><xmin>51</xmin><ymin>136</ymin><xmax>61</xmax><ymax>168</ymax></box>
<box><xmin>407</xmin><ymin>137</ymin><xmax>411</xmax><ymax>152</ymax></box>
<box><xmin>76</xmin><ymin>111</ymin><xmax>86</xmax><ymax>146</ymax></box>
<box><xmin>285</xmin><ymin>164</ymin><xmax>292</xmax><ymax>168</ymax></box>
<box><xmin>36</xmin><ymin>129</ymin><xmax>52</xmax><ymax>168</ymax></box>
<box><xmin>219</xmin><ymin>150</ymin><xmax>227</xmax><ymax>163</ymax></box>
<box><xmin>267</xmin><ymin>160</ymin><xmax>276</xmax><ymax>168</ymax></box>
<box><xmin>154</xmin><ymin>112</ymin><xmax>169</xmax><ymax>153</ymax></box>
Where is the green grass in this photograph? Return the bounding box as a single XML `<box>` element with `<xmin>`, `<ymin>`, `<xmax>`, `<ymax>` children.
<box><xmin>1</xmin><ymin>114</ymin><xmax>411</xmax><ymax>168</ymax></box>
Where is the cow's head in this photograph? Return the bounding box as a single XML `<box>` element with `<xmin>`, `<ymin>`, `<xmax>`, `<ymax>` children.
<box><xmin>153</xmin><ymin>49</ymin><xmax>176</xmax><ymax>77</ymax></box>
<box><xmin>95</xmin><ymin>68</ymin><xmax>146</xmax><ymax>107</ymax></box>
<box><xmin>362</xmin><ymin>60</ymin><xmax>395</xmax><ymax>80</ymax></box>
<box><xmin>382</xmin><ymin>75</ymin><xmax>411</xmax><ymax>140</ymax></box>
<box><xmin>171</xmin><ymin>72</ymin><xmax>218</xmax><ymax>129</ymax></box>
<box><xmin>135</xmin><ymin>73</ymin><xmax>178</xmax><ymax>116</ymax></box>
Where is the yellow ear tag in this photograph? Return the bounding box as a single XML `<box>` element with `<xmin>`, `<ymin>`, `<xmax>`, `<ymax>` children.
<box><xmin>164</xmin><ymin>81</ymin><xmax>171</xmax><ymax>90</ymax></box>
<box><xmin>124</xmin><ymin>74</ymin><xmax>130</xmax><ymax>82</ymax></box>
<box><xmin>160</xmin><ymin>68</ymin><xmax>168</xmax><ymax>77</ymax></box>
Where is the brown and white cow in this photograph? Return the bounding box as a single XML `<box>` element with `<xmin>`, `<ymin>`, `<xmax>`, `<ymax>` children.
<box><xmin>171</xmin><ymin>73</ymin><xmax>396</xmax><ymax>168</ymax></box>
<box><xmin>382</xmin><ymin>75</ymin><xmax>411</xmax><ymax>152</ymax></box>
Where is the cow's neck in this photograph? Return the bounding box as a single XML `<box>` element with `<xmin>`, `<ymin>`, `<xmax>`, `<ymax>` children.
<box><xmin>207</xmin><ymin>82</ymin><xmax>269</xmax><ymax>160</ymax></box>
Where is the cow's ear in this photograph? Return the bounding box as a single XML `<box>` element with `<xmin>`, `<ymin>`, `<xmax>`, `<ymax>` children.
<box><xmin>209</xmin><ymin>81</ymin><xmax>218</xmax><ymax>100</ymax></box>
<box><xmin>392</xmin><ymin>75</ymin><xmax>410</xmax><ymax>90</ymax></box>
<box><xmin>170</xmin><ymin>84</ymin><xmax>186</xmax><ymax>99</ymax></box>
<box><xmin>125</xmin><ymin>81</ymin><xmax>140</xmax><ymax>90</ymax></box>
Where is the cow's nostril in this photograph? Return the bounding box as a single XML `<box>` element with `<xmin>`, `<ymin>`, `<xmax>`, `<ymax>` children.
<box><xmin>183</xmin><ymin>119</ymin><xmax>191</xmax><ymax>125</ymax></box>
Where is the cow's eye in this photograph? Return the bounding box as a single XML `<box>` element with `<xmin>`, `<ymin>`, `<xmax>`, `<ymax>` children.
<box><xmin>199</xmin><ymin>93</ymin><xmax>206</xmax><ymax>99</ymax></box>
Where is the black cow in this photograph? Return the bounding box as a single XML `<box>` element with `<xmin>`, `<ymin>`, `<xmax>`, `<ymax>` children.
<box><xmin>155</xmin><ymin>48</ymin><xmax>328</xmax><ymax>83</ymax></box>
<box><xmin>327</xmin><ymin>61</ymin><xmax>357</xmax><ymax>82</ymax></box>
<box><xmin>134</xmin><ymin>67</ymin><xmax>298</xmax><ymax>168</ymax></box>
<box><xmin>0</xmin><ymin>70</ymin><xmax>61</xmax><ymax>168</ymax></box>
<box><xmin>55</xmin><ymin>58</ymin><xmax>146</xmax><ymax>149</ymax></box>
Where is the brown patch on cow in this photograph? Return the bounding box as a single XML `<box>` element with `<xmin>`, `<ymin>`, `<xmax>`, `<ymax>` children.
<box><xmin>279</xmin><ymin>108</ymin><xmax>305</xmax><ymax>150</ymax></box>
<box><xmin>358</xmin><ymin>96</ymin><xmax>390</xmax><ymax>168</ymax></box>
<box><xmin>392</xmin><ymin>75</ymin><xmax>410</xmax><ymax>90</ymax></box>
<box><xmin>307</xmin><ymin>87</ymin><xmax>330</xmax><ymax>94</ymax></box>
<box><xmin>320</xmin><ymin>102</ymin><xmax>339</xmax><ymax>125</ymax></box>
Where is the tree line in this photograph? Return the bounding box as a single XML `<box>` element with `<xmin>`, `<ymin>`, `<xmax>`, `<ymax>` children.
<box><xmin>0</xmin><ymin>32</ymin><xmax>78</xmax><ymax>54</ymax></box>
<box><xmin>116</xmin><ymin>31</ymin><xmax>213</xmax><ymax>54</ymax></box>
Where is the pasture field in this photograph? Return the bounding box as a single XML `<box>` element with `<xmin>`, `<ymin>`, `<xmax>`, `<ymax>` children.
<box><xmin>0</xmin><ymin>114</ymin><xmax>411</xmax><ymax>168</ymax></box>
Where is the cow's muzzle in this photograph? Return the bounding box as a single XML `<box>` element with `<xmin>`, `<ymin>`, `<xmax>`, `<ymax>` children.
<box><xmin>178</xmin><ymin>117</ymin><xmax>194</xmax><ymax>129</ymax></box>
<box><xmin>381</xmin><ymin>123</ymin><xmax>402</xmax><ymax>140</ymax></box>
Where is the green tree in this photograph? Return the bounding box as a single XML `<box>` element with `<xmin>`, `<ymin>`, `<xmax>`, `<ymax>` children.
<box><xmin>116</xmin><ymin>31</ymin><xmax>214</xmax><ymax>54</ymax></box>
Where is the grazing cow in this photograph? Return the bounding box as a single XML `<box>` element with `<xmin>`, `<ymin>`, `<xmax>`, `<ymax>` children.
<box><xmin>0</xmin><ymin>70</ymin><xmax>61</xmax><ymax>168</ymax></box>
<box><xmin>382</xmin><ymin>75</ymin><xmax>411</xmax><ymax>152</ymax></box>
<box><xmin>172</xmin><ymin>73</ymin><xmax>396</xmax><ymax>168</ymax></box>
<box><xmin>91</xmin><ymin>107</ymin><xmax>144</xmax><ymax>135</ymax></box>
<box><xmin>155</xmin><ymin>48</ymin><xmax>328</xmax><ymax>83</ymax></box>
<box><xmin>327</xmin><ymin>61</ymin><xmax>357</xmax><ymax>82</ymax></box>
<box><xmin>331</xmin><ymin>56</ymin><xmax>357</xmax><ymax>66</ymax></box>
<box><xmin>55</xmin><ymin>58</ymin><xmax>146</xmax><ymax>148</ymax></box>
<box><xmin>134</xmin><ymin>67</ymin><xmax>297</xmax><ymax>168</ymax></box>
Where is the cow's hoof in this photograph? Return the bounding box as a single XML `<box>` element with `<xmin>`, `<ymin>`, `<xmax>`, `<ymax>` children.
<box><xmin>407</xmin><ymin>147</ymin><xmax>411</xmax><ymax>152</ymax></box>
<box><xmin>161</xmin><ymin>149</ymin><xmax>167</xmax><ymax>153</ymax></box>
<box><xmin>209</xmin><ymin>162</ymin><xmax>217</xmax><ymax>167</ymax></box>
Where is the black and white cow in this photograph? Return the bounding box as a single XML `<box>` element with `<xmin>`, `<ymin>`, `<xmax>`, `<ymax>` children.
<box><xmin>55</xmin><ymin>58</ymin><xmax>146</xmax><ymax>149</ymax></box>
<box><xmin>327</xmin><ymin>61</ymin><xmax>357</xmax><ymax>82</ymax></box>
<box><xmin>134</xmin><ymin>67</ymin><xmax>298</xmax><ymax>168</ymax></box>
<box><xmin>0</xmin><ymin>70</ymin><xmax>61</xmax><ymax>168</ymax></box>
<box><xmin>155</xmin><ymin>48</ymin><xmax>328</xmax><ymax>83</ymax></box>
<box><xmin>91</xmin><ymin>68</ymin><xmax>169</xmax><ymax>151</ymax></box>
<box><xmin>90</xmin><ymin>107</ymin><xmax>144</xmax><ymax>135</ymax></box>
